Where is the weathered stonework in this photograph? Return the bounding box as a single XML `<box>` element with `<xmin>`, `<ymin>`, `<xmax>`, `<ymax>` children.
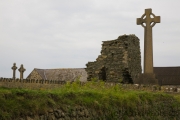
<box><xmin>135</xmin><ymin>8</ymin><xmax>160</xmax><ymax>85</ymax></box>
<box><xmin>11</xmin><ymin>63</ymin><xmax>17</xmax><ymax>79</ymax></box>
<box><xmin>86</xmin><ymin>34</ymin><xmax>142</xmax><ymax>83</ymax></box>
<box><xmin>10</xmin><ymin>100</ymin><xmax>180</xmax><ymax>120</ymax></box>
<box><xmin>27</xmin><ymin>68</ymin><xmax>87</xmax><ymax>82</ymax></box>
<box><xmin>18</xmin><ymin>64</ymin><xmax>26</xmax><ymax>79</ymax></box>
<box><xmin>26</xmin><ymin>69</ymin><xmax>42</xmax><ymax>80</ymax></box>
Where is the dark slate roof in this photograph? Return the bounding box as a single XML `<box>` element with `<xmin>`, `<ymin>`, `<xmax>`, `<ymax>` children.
<box><xmin>34</xmin><ymin>68</ymin><xmax>87</xmax><ymax>81</ymax></box>
<box><xmin>154</xmin><ymin>67</ymin><xmax>180</xmax><ymax>85</ymax></box>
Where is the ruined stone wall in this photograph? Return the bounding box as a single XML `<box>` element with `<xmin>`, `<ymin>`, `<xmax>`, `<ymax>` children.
<box><xmin>86</xmin><ymin>34</ymin><xmax>142</xmax><ymax>83</ymax></box>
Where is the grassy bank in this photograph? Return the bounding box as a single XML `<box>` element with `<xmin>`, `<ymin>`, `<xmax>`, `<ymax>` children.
<box><xmin>0</xmin><ymin>81</ymin><xmax>180</xmax><ymax>119</ymax></box>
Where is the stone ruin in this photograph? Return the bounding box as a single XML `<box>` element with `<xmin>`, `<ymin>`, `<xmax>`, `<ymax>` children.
<box><xmin>85</xmin><ymin>34</ymin><xmax>142</xmax><ymax>83</ymax></box>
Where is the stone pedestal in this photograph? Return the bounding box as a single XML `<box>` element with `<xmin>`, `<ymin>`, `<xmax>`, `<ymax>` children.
<box><xmin>134</xmin><ymin>73</ymin><xmax>158</xmax><ymax>85</ymax></box>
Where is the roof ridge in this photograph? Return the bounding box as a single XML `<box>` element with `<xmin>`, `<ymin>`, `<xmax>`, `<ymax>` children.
<box><xmin>154</xmin><ymin>66</ymin><xmax>180</xmax><ymax>68</ymax></box>
<box><xmin>35</xmin><ymin>68</ymin><xmax>85</xmax><ymax>70</ymax></box>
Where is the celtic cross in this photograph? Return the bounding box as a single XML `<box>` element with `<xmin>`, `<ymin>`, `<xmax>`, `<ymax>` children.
<box><xmin>18</xmin><ymin>64</ymin><xmax>26</xmax><ymax>79</ymax></box>
<box><xmin>137</xmin><ymin>8</ymin><xmax>160</xmax><ymax>74</ymax></box>
<box><xmin>11</xmin><ymin>63</ymin><xmax>17</xmax><ymax>79</ymax></box>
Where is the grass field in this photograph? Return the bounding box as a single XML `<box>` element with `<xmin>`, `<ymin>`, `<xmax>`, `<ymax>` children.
<box><xmin>0</xmin><ymin>80</ymin><xmax>180</xmax><ymax>119</ymax></box>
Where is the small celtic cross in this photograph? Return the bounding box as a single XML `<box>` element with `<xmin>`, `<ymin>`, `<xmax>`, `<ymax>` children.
<box><xmin>18</xmin><ymin>64</ymin><xmax>26</xmax><ymax>79</ymax></box>
<box><xmin>11</xmin><ymin>63</ymin><xmax>17</xmax><ymax>79</ymax></box>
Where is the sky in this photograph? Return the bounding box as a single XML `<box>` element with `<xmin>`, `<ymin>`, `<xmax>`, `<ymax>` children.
<box><xmin>0</xmin><ymin>0</ymin><xmax>180</xmax><ymax>78</ymax></box>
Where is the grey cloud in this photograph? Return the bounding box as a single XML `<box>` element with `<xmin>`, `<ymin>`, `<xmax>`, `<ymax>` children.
<box><xmin>0</xmin><ymin>0</ymin><xmax>180</xmax><ymax>77</ymax></box>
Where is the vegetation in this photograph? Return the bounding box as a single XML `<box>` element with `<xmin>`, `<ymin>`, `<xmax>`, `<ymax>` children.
<box><xmin>0</xmin><ymin>80</ymin><xmax>180</xmax><ymax>119</ymax></box>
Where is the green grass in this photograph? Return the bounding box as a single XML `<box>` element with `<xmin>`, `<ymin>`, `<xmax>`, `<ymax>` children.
<box><xmin>0</xmin><ymin>80</ymin><xmax>180</xmax><ymax>119</ymax></box>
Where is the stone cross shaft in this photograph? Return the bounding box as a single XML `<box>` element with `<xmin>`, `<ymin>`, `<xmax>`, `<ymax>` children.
<box><xmin>11</xmin><ymin>63</ymin><xmax>17</xmax><ymax>79</ymax></box>
<box><xmin>137</xmin><ymin>8</ymin><xmax>160</xmax><ymax>74</ymax></box>
<box><xmin>18</xmin><ymin>64</ymin><xmax>26</xmax><ymax>79</ymax></box>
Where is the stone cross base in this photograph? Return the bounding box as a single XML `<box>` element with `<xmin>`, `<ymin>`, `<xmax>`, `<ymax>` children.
<box><xmin>134</xmin><ymin>73</ymin><xmax>159</xmax><ymax>85</ymax></box>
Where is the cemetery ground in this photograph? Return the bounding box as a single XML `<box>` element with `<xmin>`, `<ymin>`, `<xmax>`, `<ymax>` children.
<box><xmin>0</xmin><ymin>80</ymin><xmax>180</xmax><ymax>119</ymax></box>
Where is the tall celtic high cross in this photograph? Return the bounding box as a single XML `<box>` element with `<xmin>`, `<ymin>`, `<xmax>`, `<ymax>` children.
<box><xmin>18</xmin><ymin>64</ymin><xmax>26</xmax><ymax>79</ymax></box>
<box><xmin>11</xmin><ymin>63</ymin><xmax>17</xmax><ymax>79</ymax></box>
<box><xmin>137</xmin><ymin>8</ymin><xmax>160</xmax><ymax>74</ymax></box>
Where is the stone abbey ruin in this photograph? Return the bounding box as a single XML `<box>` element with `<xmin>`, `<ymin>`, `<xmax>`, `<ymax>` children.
<box><xmin>86</xmin><ymin>34</ymin><xmax>141</xmax><ymax>83</ymax></box>
<box><xmin>1</xmin><ymin>8</ymin><xmax>180</xmax><ymax>87</ymax></box>
<box><xmin>2</xmin><ymin>8</ymin><xmax>180</xmax><ymax>120</ymax></box>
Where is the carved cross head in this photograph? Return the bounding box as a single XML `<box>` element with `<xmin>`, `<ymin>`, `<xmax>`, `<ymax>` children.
<box><xmin>18</xmin><ymin>64</ymin><xmax>26</xmax><ymax>73</ymax></box>
<box><xmin>137</xmin><ymin>8</ymin><xmax>160</xmax><ymax>28</ymax></box>
<box><xmin>11</xmin><ymin>63</ymin><xmax>17</xmax><ymax>71</ymax></box>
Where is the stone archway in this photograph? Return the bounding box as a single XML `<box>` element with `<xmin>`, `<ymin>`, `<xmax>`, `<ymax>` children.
<box><xmin>98</xmin><ymin>67</ymin><xmax>106</xmax><ymax>81</ymax></box>
<box><xmin>122</xmin><ymin>68</ymin><xmax>133</xmax><ymax>84</ymax></box>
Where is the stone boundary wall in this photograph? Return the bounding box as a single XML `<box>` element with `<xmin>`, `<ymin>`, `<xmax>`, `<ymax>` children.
<box><xmin>0</xmin><ymin>77</ymin><xmax>180</xmax><ymax>93</ymax></box>
<box><xmin>104</xmin><ymin>82</ymin><xmax>180</xmax><ymax>93</ymax></box>
<box><xmin>0</xmin><ymin>77</ymin><xmax>66</xmax><ymax>89</ymax></box>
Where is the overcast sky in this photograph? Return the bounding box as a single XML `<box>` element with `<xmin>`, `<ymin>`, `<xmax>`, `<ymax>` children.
<box><xmin>0</xmin><ymin>0</ymin><xmax>180</xmax><ymax>78</ymax></box>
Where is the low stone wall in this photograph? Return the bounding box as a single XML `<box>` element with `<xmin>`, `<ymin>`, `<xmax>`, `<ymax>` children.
<box><xmin>1</xmin><ymin>77</ymin><xmax>180</xmax><ymax>93</ymax></box>
<box><xmin>104</xmin><ymin>82</ymin><xmax>180</xmax><ymax>93</ymax></box>
<box><xmin>0</xmin><ymin>77</ymin><xmax>66</xmax><ymax>89</ymax></box>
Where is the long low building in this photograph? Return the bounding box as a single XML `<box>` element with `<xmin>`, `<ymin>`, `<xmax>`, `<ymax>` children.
<box><xmin>154</xmin><ymin>67</ymin><xmax>180</xmax><ymax>85</ymax></box>
<box><xmin>26</xmin><ymin>67</ymin><xmax>180</xmax><ymax>85</ymax></box>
